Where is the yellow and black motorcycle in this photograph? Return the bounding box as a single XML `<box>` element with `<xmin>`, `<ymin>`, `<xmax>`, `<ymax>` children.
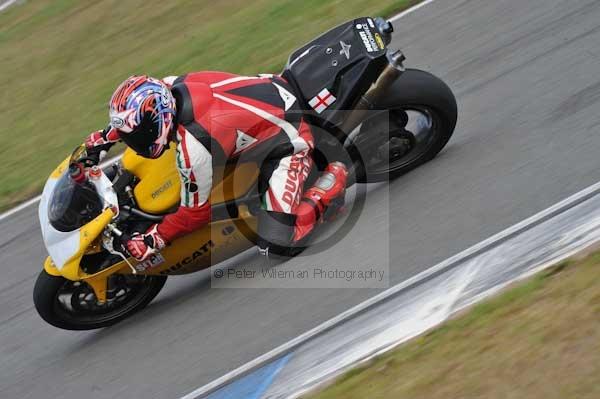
<box><xmin>34</xmin><ymin>16</ymin><xmax>457</xmax><ymax>330</ymax></box>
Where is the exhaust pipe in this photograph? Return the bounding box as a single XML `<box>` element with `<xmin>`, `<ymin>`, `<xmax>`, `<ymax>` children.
<box><xmin>339</xmin><ymin>49</ymin><xmax>406</xmax><ymax>135</ymax></box>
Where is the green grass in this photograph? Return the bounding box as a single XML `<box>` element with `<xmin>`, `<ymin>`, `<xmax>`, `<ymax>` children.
<box><xmin>0</xmin><ymin>0</ymin><xmax>418</xmax><ymax>211</ymax></box>
<box><xmin>305</xmin><ymin>252</ymin><xmax>600</xmax><ymax>399</ymax></box>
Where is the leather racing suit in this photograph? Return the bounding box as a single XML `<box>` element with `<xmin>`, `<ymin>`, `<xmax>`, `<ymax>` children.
<box><xmin>87</xmin><ymin>71</ymin><xmax>346</xmax><ymax>257</ymax></box>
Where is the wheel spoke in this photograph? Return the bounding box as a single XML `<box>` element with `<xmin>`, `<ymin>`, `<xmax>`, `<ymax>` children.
<box><xmin>53</xmin><ymin>275</ymin><xmax>150</xmax><ymax>321</ymax></box>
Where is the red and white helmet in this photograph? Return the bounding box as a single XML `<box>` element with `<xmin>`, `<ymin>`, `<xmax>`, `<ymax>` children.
<box><xmin>109</xmin><ymin>75</ymin><xmax>176</xmax><ymax>158</ymax></box>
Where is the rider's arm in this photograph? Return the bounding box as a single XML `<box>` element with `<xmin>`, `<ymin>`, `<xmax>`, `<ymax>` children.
<box><xmin>156</xmin><ymin>129</ymin><xmax>212</xmax><ymax>243</ymax></box>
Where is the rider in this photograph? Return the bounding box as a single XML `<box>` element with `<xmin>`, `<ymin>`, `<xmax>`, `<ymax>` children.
<box><xmin>85</xmin><ymin>73</ymin><xmax>347</xmax><ymax>262</ymax></box>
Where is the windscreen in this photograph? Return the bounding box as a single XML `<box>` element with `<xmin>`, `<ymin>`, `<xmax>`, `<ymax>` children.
<box><xmin>48</xmin><ymin>169</ymin><xmax>103</xmax><ymax>232</ymax></box>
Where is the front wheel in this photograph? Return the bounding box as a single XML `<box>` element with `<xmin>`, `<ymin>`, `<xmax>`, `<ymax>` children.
<box><xmin>351</xmin><ymin>69</ymin><xmax>458</xmax><ymax>182</ymax></box>
<box><xmin>33</xmin><ymin>270</ymin><xmax>167</xmax><ymax>330</ymax></box>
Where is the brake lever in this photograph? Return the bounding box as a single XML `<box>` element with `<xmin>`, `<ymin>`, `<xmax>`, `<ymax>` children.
<box><xmin>104</xmin><ymin>224</ymin><xmax>137</xmax><ymax>274</ymax></box>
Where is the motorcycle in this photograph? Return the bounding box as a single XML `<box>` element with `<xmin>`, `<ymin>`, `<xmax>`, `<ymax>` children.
<box><xmin>34</xmin><ymin>16</ymin><xmax>457</xmax><ymax>330</ymax></box>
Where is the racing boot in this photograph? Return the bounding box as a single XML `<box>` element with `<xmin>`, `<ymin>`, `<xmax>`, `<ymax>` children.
<box><xmin>293</xmin><ymin>162</ymin><xmax>348</xmax><ymax>243</ymax></box>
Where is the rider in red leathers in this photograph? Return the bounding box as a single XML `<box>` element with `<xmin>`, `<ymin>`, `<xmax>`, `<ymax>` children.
<box><xmin>86</xmin><ymin>73</ymin><xmax>347</xmax><ymax>262</ymax></box>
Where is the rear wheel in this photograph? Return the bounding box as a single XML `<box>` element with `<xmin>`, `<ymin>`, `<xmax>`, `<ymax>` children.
<box><xmin>33</xmin><ymin>270</ymin><xmax>167</xmax><ymax>330</ymax></box>
<box><xmin>351</xmin><ymin>69</ymin><xmax>458</xmax><ymax>182</ymax></box>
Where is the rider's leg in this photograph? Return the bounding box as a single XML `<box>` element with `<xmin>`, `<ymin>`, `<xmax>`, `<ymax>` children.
<box><xmin>293</xmin><ymin>161</ymin><xmax>348</xmax><ymax>243</ymax></box>
<box><xmin>256</xmin><ymin>117</ymin><xmax>314</xmax><ymax>257</ymax></box>
<box><xmin>257</xmin><ymin>157</ymin><xmax>348</xmax><ymax>257</ymax></box>
<box><xmin>257</xmin><ymin>150</ymin><xmax>312</xmax><ymax>257</ymax></box>
<box><xmin>256</xmin><ymin>118</ymin><xmax>348</xmax><ymax>257</ymax></box>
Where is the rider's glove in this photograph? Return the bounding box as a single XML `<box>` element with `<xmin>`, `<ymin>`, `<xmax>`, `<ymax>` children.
<box><xmin>126</xmin><ymin>224</ymin><xmax>167</xmax><ymax>261</ymax></box>
<box><xmin>84</xmin><ymin>129</ymin><xmax>115</xmax><ymax>165</ymax></box>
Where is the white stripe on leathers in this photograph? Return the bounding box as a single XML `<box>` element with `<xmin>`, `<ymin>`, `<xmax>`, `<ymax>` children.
<box><xmin>212</xmin><ymin>93</ymin><xmax>309</xmax><ymax>153</ymax></box>
<box><xmin>210</xmin><ymin>76</ymin><xmax>269</xmax><ymax>89</ymax></box>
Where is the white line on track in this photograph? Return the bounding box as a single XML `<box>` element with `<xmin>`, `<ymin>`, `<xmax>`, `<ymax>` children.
<box><xmin>389</xmin><ymin>0</ymin><xmax>439</xmax><ymax>22</ymax></box>
<box><xmin>0</xmin><ymin>0</ymin><xmax>19</xmax><ymax>12</ymax></box>
<box><xmin>0</xmin><ymin>195</ymin><xmax>42</xmax><ymax>221</ymax></box>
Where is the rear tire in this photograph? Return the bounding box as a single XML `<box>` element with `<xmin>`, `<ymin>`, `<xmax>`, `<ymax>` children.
<box><xmin>353</xmin><ymin>69</ymin><xmax>458</xmax><ymax>182</ymax></box>
<box><xmin>33</xmin><ymin>270</ymin><xmax>167</xmax><ymax>330</ymax></box>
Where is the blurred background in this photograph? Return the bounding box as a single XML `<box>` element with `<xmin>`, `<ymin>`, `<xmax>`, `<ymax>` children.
<box><xmin>0</xmin><ymin>0</ymin><xmax>415</xmax><ymax>211</ymax></box>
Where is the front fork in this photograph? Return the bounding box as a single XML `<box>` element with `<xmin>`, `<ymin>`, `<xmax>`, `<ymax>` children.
<box><xmin>44</xmin><ymin>256</ymin><xmax>114</xmax><ymax>303</ymax></box>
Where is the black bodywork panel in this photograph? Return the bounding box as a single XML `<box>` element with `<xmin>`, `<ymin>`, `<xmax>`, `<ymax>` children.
<box><xmin>282</xmin><ymin>17</ymin><xmax>389</xmax><ymax>128</ymax></box>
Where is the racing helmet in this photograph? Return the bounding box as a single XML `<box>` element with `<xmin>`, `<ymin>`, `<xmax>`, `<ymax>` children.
<box><xmin>109</xmin><ymin>75</ymin><xmax>176</xmax><ymax>158</ymax></box>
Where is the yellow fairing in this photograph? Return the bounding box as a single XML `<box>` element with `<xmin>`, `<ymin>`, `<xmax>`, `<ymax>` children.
<box><xmin>50</xmin><ymin>156</ymin><xmax>71</xmax><ymax>179</ymax></box>
<box><xmin>123</xmin><ymin>144</ymin><xmax>181</xmax><ymax>214</ymax></box>
<box><xmin>58</xmin><ymin>209</ymin><xmax>115</xmax><ymax>281</ymax></box>
<box><xmin>42</xmin><ymin>208</ymin><xmax>120</xmax><ymax>302</ymax></box>
<box><xmin>44</xmin><ymin>257</ymin><xmax>62</xmax><ymax>276</ymax></box>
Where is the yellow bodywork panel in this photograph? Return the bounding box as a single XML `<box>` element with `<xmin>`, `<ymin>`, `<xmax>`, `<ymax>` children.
<box><xmin>50</xmin><ymin>156</ymin><xmax>71</xmax><ymax>179</ymax></box>
<box><xmin>144</xmin><ymin>208</ymin><xmax>258</xmax><ymax>276</ymax></box>
<box><xmin>59</xmin><ymin>208</ymin><xmax>115</xmax><ymax>281</ymax></box>
<box><xmin>43</xmin><ymin>209</ymin><xmax>118</xmax><ymax>302</ymax></box>
<box><xmin>123</xmin><ymin>144</ymin><xmax>181</xmax><ymax>214</ymax></box>
<box><xmin>44</xmin><ymin>257</ymin><xmax>62</xmax><ymax>276</ymax></box>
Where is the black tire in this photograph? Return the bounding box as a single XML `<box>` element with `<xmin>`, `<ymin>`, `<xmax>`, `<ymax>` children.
<box><xmin>33</xmin><ymin>270</ymin><xmax>167</xmax><ymax>330</ymax></box>
<box><xmin>353</xmin><ymin>68</ymin><xmax>458</xmax><ymax>183</ymax></box>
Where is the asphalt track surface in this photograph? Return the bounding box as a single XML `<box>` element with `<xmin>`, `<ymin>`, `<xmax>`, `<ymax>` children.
<box><xmin>2</xmin><ymin>0</ymin><xmax>600</xmax><ymax>397</ymax></box>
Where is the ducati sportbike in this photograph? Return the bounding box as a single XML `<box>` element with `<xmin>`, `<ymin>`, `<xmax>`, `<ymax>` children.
<box><xmin>34</xmin><ymin>17</ymin><xmax>457</xmax><ymax>330</ymax></box>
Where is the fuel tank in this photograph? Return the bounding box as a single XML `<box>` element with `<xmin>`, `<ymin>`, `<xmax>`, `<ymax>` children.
<box><xmin>122</xmin><ymin>146</ymin><xmax>259</xmax><ymax>214</ymax></box>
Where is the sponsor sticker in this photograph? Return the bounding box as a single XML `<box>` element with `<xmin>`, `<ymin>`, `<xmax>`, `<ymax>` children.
<box><xmin>159</xmin><ymin>241</ymin><xmax>214</xmax><ymax>275</ymax></box>
<box><xmin>359</xmin><ymin>31</ymin><xmax>374</xmax><ymax>52</ymax></box>
<box><xmin>375</xmin><ymin>33</ymin><xmax>385</xmax><ymax>50</ymax></box>
<box><xmin>309</xmin><ymin>88</ymin><xmax>337</xmax><ymax>114</ymax></box>
<box><xmin>355</xmin><ymin>23</ymin><xmax>382</xmax><ymax>53</ymax></box>
<box><xmin>151</xmin><ymin>180</ymin><xmax>173</xmax><ymax>199</ymax></box>
<box><xmin>136</xmin><ymin>252</ymin><xmax>166</xmax><ymax>272</ymax></box>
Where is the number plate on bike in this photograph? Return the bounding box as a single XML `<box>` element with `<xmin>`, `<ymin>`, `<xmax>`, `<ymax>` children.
<box><xmin>135</xmin><ymin>253</ymin><xmax>166</xmax><ymax>272</ymax></box>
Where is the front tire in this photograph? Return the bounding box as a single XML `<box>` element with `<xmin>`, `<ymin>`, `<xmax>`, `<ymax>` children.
<box><xmin>352</xmin><ymin>69</ymin><xmax>458</xmax><ymax>182</ymax></box>
<box><xmin>33</xmin><ymin>270</ymin><xmax>167</xmax><ymax>330</ymax></box>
